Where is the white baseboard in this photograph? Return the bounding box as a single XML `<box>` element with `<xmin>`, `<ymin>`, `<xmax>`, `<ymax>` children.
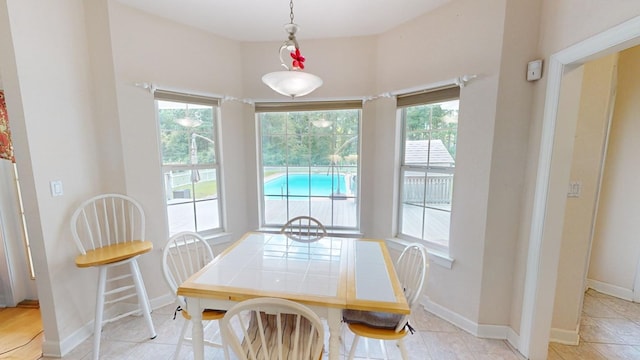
<box><xmin>421</xmin><ymin>296</ymin><xmax>479</xmax><ymax>335</ymax></box>
<box><xmin>477</xmin><ymin>323</ymin><xmax>511</xmax><ymax>339</ymax></box>
<box><xmin>549</xmin><ymin>325</ymin><xmax>580</xmax><ymax>345</ymax></box>
<box><xmin>48</xmin><ymin>293</ymin><xmax>176</xmax><ymax>357</ymax></box>
<box><xmin>422</xmin><ymin>296</ymin><xmax>523</xmax><ymax>354</ymax></box>
<box><xmin>586</xmin><ymin>279</ymin><xmax>634</xmax><ymax>301</ymax></box>
<box><xmin>42</xmin><ymin>320</ymin><xmax>93</xmax><ymax>358</ymax></box>
<box><xmin>506</xmin><ymin>327</ymin><xmax>520</xmax><ymax>352</ymax></box>
<box><xmin>151</xmin><ymin>293</ymin><xmax>176</xmax><ymax>309</ymax></box>
<box><xmin>421</xmin><ymin>296</ymin><xmax>515</xmax><ymax>339</ymax></box>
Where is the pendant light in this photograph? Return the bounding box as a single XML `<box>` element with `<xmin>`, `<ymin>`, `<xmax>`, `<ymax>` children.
<box><xmin>262</xmin><ymin>0</ymin><xmax>323</xmax><ymax>99</ymax></box>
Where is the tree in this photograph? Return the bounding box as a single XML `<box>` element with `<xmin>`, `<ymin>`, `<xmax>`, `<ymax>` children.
<box><xmin>260</xmin><ymin>109</ymin><xmax>360</xmax><ymax>170</ymax></box>
<box><xmin>405</xmin><ymin>103</ymin><xmax>458</xmax><ymax>158</ymax></box>
<box><xmin>158</xmin><ymin>106</ymin><xmax>215</xmax><ymax>165</ymax></box>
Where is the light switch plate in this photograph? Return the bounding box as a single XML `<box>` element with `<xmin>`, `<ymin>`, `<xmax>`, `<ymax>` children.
<box><xmin>50</xmin><ymin>180</ymin><xmax>63</xmax><ymax>197</ymax></box>
<box><xmin>567</xmin><ymin>181</ymin><xmax>581</xmax><ymax>198</ymax></box>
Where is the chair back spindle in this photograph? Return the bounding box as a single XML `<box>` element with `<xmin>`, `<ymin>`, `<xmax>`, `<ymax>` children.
<box><xmin>71</xmin><ymin>194</ymin><xmax>145</xmax><ymax>255</ymax></box>
<box><xmin>393</xmin><ymin>243</ymin><xmax>429</xmax><ymax>332</ymax></box>
<box><xmin>280</xmin><ymin>216</ymin><xmax>327</xmax><ymax>243</ymax></box>
<box><xmin>220</xmin><ymin>297</ymin><xmax>324</xmax><ymax>360</ymax></box>
<box><xmin>162</xmin><ymin>232</ymin><xmax>215</xmax><ymax>308</ymax></box>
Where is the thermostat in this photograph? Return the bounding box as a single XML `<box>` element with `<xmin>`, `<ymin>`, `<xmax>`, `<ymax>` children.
<box><xmin>527</xmin><ymin>60</ymin><xmax>543</xmax><ymax>81</ymax></box>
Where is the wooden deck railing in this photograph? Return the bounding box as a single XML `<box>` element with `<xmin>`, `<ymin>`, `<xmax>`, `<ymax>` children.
<box><xmin>403</xmin><ymin>174</ymin><xmax>453</xmax><ymax>205</ymax></box>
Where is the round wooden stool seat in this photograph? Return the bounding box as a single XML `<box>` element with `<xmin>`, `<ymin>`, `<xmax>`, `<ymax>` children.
<box><xmin>75</xmin><ymin>240</ymin><xmax>153</xmax><ymax>268</ymax></box>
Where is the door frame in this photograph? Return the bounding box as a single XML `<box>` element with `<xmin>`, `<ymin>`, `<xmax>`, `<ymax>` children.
<box><xmin>519</xmin><ymin>16</ymin><xmax>640</xmax><ymax>359</ymax></box>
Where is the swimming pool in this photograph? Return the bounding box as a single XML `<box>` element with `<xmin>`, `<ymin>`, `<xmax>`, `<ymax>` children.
<box><xmin>264</xmin><ymin>173</ymin><xmax>347</xmax><ymax>197</ymax></box>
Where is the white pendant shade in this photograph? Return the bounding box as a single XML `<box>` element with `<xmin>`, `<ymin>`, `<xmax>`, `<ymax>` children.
<box><xmin>174</xmin><ymin>117</ymin><xmax>202</xmax><ymax>128</ymax></box>
<box><xmin>262</xmin><ymin>71</ymin><xmax>323</xmax><ymax>98</ymax></box>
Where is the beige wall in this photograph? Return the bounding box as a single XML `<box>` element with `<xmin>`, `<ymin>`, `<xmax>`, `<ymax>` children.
<box><xmin>107</xmin><ymin>1</ymin><xmax>252</xmax><ymax>304</ymax></box>
<box><xmin>588</xmin><ymin>46</ymin><xmax>640</xmax><ymax>291</ymax></box>
<box><xmin>374</xmin><ymin>0</ymin><xmax>507</xmax><ymax>324</ymax></box>
<box><xmin>0</xmin><ymin>0</ymin><xmax>108</xmax><ymax>354</ymax></box>
<box><xmin>478</xmin><ymin>0</ymin><xmax>542</xmax><ymax>325</ymax></box>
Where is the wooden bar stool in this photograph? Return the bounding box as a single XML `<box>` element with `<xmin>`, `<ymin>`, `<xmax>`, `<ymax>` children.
<box><xmin>71</xmin><ymin>194</ymin><xmax>157</xmax><ymax>360</ymax></box>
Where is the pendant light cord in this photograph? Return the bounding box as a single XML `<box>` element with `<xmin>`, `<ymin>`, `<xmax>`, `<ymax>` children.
<box><xmin>289</xmin><ymin>0</ymin><xmax>295</xmax><ymax>24</ymax></box>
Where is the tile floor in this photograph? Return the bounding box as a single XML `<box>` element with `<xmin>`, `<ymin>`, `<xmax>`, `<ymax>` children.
<box><xmin>42</xmin><ymin>303</ymin><xmax>525</xmax><ymax>360</ymax></box>
<box><xmin>42</xmin><ymin>289</ymin><xmax>640</xmax><ymax>359</ymax></box>
<box><xmin>548</xmin><ymin>289</ymin><xmax>640</xmax><ymax>359</ymax></box>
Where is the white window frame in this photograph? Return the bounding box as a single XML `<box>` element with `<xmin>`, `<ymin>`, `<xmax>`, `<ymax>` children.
<box><xmin>154</xmin><ymin>90</ymin><xmax>224</xmax><ymax>237</ymax></box>
<box><xmin>397</xmin><ymin>86</ymin><xmax>460</xmax><ymax>252</ymax></box>
<box><xmin>255</xmin><ymin>101</ymin><xmax>362</xmax><ymax>232</ymax></box>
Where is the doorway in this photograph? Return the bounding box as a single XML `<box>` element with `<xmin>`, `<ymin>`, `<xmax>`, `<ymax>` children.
<box><xmin>0</xmin><ymin>81</ymin><xmax>37</xmax><ymax>307</ymax></box>
<box><xmin>582</xmin><ymin>46</ymin><xmax>640</xmax><ymax>304</ymax></box>
<box><xmin>549</xmin><ymin>44</ymin><xmax>640</xmax><ymax>347</ymax></box>
<box><xmin>520</xmin><ymin>16</ymin><xmax>640</xmax><ymax>360</ymax></box>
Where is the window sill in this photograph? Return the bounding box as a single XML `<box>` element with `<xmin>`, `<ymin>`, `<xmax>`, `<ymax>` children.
<box><xmin>385</xmin><ymin>238</ymin><xmax>454</xmax><ymax>269</ymax></box>
<box><xmin>201</xmin><ymin>231</ymin><xmax>235</xmax><ymax>246</ymax></box>
<box><xmin>241</xmin><ymin>230</ymin><xmax>455</xmax><ymax>268</ymax></box>
<box><xmin>257</xmin><ymin>227</ymin><xmax>363</xmax><ymax>238</ymax></box>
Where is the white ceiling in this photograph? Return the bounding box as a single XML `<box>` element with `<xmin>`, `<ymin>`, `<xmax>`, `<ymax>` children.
<box><xmin>115</xmin><ymin>0</ymin><xmax>452</xmax><ymax>42</ymax></box>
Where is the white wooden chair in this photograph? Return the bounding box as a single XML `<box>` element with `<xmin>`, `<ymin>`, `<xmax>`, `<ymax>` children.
<box><xmin>343</xmin><ymin>243</ymin><xmax>429</xmax><ymax>360</ymax></box>
<box><xmin>70</xmin><ymin>194</ymin><xmax>157</xmax><ymax>360</ymax></box>
<box><xmin>220</xmin><ymin>297</ymin><xmax>324</xmax><ymax>360</ymax></box>
<box><xmin>162</xmin><ymin>231</ymin><xmax>224</xmax><ymax>358</ymax></box>
<box><xmin>280</xmin><ymin>216</ymin><xmax>327</xmax><ymax>242</ymax></box>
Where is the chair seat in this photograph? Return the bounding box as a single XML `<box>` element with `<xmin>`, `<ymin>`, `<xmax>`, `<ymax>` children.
<box><xmin>75</xmin><ymin>240</ymin><xmax>153</xmax><ymax>268</ymax></box>
<box><xmin>344</xmin><ymin>243</ymin><xmax>429</xmax><ymax>360</ymax></box>
<box><xmin>342</xmin><ymin>309</ymin><xmax>403</xmax><ymax>329</ymax></box>
<box><xmin>347</xmin><ymin>322</ymin><xmax>408</xmax><ymax>341</ymax></box>
<box><xmin>181</xmin><ymin>308</ymin><xmax>225</xmax><ymax>321</ymax></box>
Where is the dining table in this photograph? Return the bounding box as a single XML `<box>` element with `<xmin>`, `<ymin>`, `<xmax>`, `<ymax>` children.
<box><xmin>177</xmin><ymin>231</ymin><xmax>410</xmax><ymax>360</ymax></box>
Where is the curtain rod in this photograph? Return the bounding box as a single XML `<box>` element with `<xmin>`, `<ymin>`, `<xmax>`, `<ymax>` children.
<box><xmin>134</xmin><ymin>74</ymin><xmax>477</xmax><ymax>105</ymax></box>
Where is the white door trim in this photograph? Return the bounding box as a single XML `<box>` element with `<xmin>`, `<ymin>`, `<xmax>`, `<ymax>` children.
<box><xmin>519</xmin><ymin>15</ymin><xmax>640</xmax><ymax>360</ymax></box>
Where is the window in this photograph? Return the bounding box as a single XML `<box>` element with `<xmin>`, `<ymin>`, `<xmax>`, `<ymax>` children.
<box><xmin>256</xmin><ymin>101</ymin><xmax>361</xmax><ymax>231</ymax></box>
<box><xmin>398</xmin><ymin>87</ymin><xmax>459</xmax><ymax>250</ymax></box>
<box><xmin>154</xmin><ymin>91</ymin><xmax>223</xmax><ymax>236</ymax></box>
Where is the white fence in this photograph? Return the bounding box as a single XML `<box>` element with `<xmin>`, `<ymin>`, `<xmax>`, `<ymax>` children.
<box><xmin>165</xmin><ymin>169</ymin><xmax>217</xmax><ymax>199</ymax></box>
<box><xmin>403</xmin><ymin>174</ymin><xmax>453</xmax><ymax>205</ymax></box>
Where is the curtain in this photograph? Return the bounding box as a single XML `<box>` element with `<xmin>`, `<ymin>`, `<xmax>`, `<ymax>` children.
<box><xmin>0</xmin><ymin>91</ymin><xmax>15</xmax><ymax>163</ymax></box>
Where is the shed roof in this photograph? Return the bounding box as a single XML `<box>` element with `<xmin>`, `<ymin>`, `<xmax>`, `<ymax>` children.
<box><xmin>404</xmin><ymin>139</ymin><xmax>454</xmax><ymax>165</ymax></box>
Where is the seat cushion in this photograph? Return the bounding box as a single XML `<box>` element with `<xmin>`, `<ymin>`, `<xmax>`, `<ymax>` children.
<box><xmin>342</xmin><ymin>309</ymin><xmax>403</xmax><ymax>330</ymax></box>
<box><xmin>181</xmin><ymin>308</ymin><xmax>225</xmax><ymax>321</ymax></box>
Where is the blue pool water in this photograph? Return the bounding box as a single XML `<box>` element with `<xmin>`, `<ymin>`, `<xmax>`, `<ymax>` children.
<box><xmin>264</xmin><ymin>173</ymin><xmax>347</xmax><ymax>197</ymax></box>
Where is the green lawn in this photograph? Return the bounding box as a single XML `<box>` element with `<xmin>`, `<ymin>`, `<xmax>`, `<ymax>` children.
<box><xmin>174</xmin><ymin>180</ymin><xmax>217</xmax><ymax>198</ymax></box>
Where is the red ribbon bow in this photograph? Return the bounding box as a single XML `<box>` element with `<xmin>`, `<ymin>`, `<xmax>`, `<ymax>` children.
<box><xmin>290</xmin><ymin>48</ymin><xmax>305</xmax><ymax>70</ymax></box>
